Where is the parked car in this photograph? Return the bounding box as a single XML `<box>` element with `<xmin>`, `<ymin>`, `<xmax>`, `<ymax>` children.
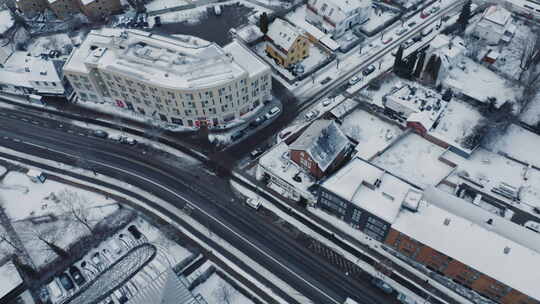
<box><xmin>246</xmin><ymin>198</ymin><xmax>262</xmax><ymax>210</ymax></box>
<box><xmin>403</xmin><ymin>39</ymin><xmax>415</xmax><ymax>48</ymax></box>
<box><xmin>321</xmin><ymin>99</ymin><xmax>332</xmax><ymax>107</ymax></box>
<box><xmin>395</xmin><ymin>27</ymin><xmax>407</xmax><ymax>36</ymax></box>
<box><xmin>250</xmin><ymin>148</ymin><xmax>264</xmax><ymax>159</ymax></box>
<box><xmin>442</xmin><ymin>15</ymin><xmax>451</xmax><ymax>22</ymax></box>
<box><xmin>320</xmin><ymin>76</ymin><xmax>332</xmax><ymax>85</ymax></box>
<box><xmin>250</xmin><ymin>115</ymin><xmax>266</xmax><ymax>128</ymax></box>
<box><xmin>421</xmin><ymin>27</ymin><xmax>433</xmax><ymax>37</ymax></box>
<box><xmin>420</xmin><ymin>10</ymin><xmax>430</xmax><ymax>18</ymax></box>
<box><xmin>278</xmin><ymin>130</ymin><xmax>291</xmax><ymax>139</ymax></box>
<box><xmin>349</xmin><ymin>76</ymin><xmax>361</xmax><ymax>85</ymax></box>
<box><xmin>397</xmin><ymin>293</ymin><xmax>417</xmax><ymax>304</ymax></box>
<box><xmin>59</xmin><ymin>273</ymin><xmax>75</xmax><ymax>292</ymax></box>
<box><xmin>92</xmin><ymin>130</ymin><xmax>108</xmax><ymax>138</ymax></box>
<box><xmin>407</xmin><ymin>21</ymin><xmax>417</xmax><ymax>28</ymax></box>
<box><xmin>371</xmin><ymin>278</ymin><xmax>394</xmax><ymax>294</ymax></box>
<box><xmin>109</xmin><ymin>238</ymin><xmax>124</xmax><ymax>255</ymax></box>
<box><xmin>362</xmin><ymin>65</ymin><xmax>376</xmax><ymax>76</ymax></box>
<box><xmin>412</xmin><ymin>34</ymin><xmax>422</xmax><ymax>42</ymax></box>
<box><xmin>214</xmin><ymin>4</ymin><xmax>222</xmax><ymax>15</ymax></box>
<box><xmin>154</xmin><ymin>16</ymin><xmax>161</xmax><ymax>27</ymax></box>
<box><xmin>127</xmin><ymin>225</ymin><xmax>143</xmax><ymax>240</ymax></box>
<box><xmin>91</xmin><ymin>252</ymin><xmax>104</xmax><ymax>268</ymax></box>
<box><xmin>265</xmin><ymin>106</ymin><xmax>281</xmax><ymax>119</ymax></box>
<box><xmin>69</xmin><ymin>266</ymin><xmax>86</xmax><ymax>286</ymax></box>
<box><xmin>47</xmin><ymin>279</ymin><xmax>64</xmax><ymax>302</ymax></box>
<box><xmin>119</xmin><ymin>136</ymin><xmax>137</xmax><ymax>145</ymax></box>
<box><xmin>305</xmin><ymin>110</ymin><xmax>319</xmax><ymax>120</ymax></box>
<box><xmin>430</xmin><ymin>5</ymin><xmax>440</xmax><ymax>13</ymax></box>
<box><xmin>114</xmin><ymin>289</ymin><xmax>129</xmax><ymax>304</ymax></box>
<box><xmin>382</xmin><ymin>37</ymin><xmax>393</xmax><ymax>44</ymax></box>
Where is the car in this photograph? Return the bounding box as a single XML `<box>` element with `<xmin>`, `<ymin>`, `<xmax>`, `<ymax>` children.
<box><xmin>525</xmin><ymin>221</ymin><xmax>540</xmax><ymax>233</ymax></box>
<box><xmin>278</xmin><ymin>130</ymin><xmax>291</xmax><ymax>139</ymax></box>
<box><xmin>59</xmin><ymin>273</ymin><xmax>75</xmax><ymax>292</ymax></box>
<box><xmin>382</xmin><ymin>37</ymin><xmax>393</xmax><ymax>44</ymax></box>
<box><xmin>127</xmin><ymin>225</ymin><xmax>143</xmax><ymax>240</ymax></box>
<box><xmin>407</xmin><ymin>21</ymin><xmax>417</xmax><ymax>28</ymax></box>
<box><xmin>403</xmin><ymin>39</ymin><xmax>415</xmax><ymax>48</ymax></box>
<box><xmin>109</xmin><ymin>238</ymin><xmax>124</xmax><ymax>255</ymax></box>
<box><xmin>154</xmin><ymin>16</ymin><xmax>161</xmax><ymax>27</ymax></box>
<box><xmin>246</xmin><ymin>198</ymin><xmax>262</xmax><ymax>210</ymax></box>
<box><xmin>362</xmin><ymin>65</ymin><xmax>376</xmax><ymax>76</ymax></box>
<box><xmin>92</xmin><ymin>130</ymin><xmax>108</xmax><ymax>138</ymax></box>
<box><xmin>305</xmin><ymin>110</ymin><xmax>319</xmax><ymax>120</ymax></box>
<box><xmin>420</xmin><ymin>10</ymin><xmax>430</xmax><ymax>18</ymax></box>
<box><xmin>119</xmin><ymin>136</ymin><xmax>137</xmax><ymax>145</ymax></box>
<box><xmin>395</xmin><ymin>27</ymin><xmax>407</xmax><ymax>36</ymax></box>
<box><xmin>250</xmin><ymin>115</ymin><xmax>266</xmax><ymax>128</ymax></box>
<box><xmin>48</xmin><ymin>279</ymin><xmax>64</xmax><ymax>301</ymax></box>
<box><xmin>321</xmin><ymin>99</ymin><xmax>332</xmax><ymax>107</ymax></box>
<box><xmin>421</xmin><ymin>27</ymin><xmax>433</xmax><ymax>37</ymax></box>
<box><xmin>114</xmin><ymin>289</ymin><xmax>129</xmax><ymax>304</ymax></box>
<box><xmin>397</xmin><ymin>293</ymin><xmax>417</xmax><ymax>304</ymax></box>
<box><xmin>265</xmin><ymin>106</ymin><xmax>281</xmax><ymax>119</ymax></box>
<box><xmin>430</xmin><ymin>5</ymin><xmax>440</xmax><ymax>13</ymax></box>
<box><xmin>92</xmin><ymin>252</ymin><xmax>104</xmax><ymax>267</ymax></box>
<box><xmin>250</xmin><ymin>148</ymin><xmax>264</xmax><ymax>159</ymax></box>
<box><xmin>412</xmin><ymin>34</ymin><xmax>422</xmax><ymax>42</ymax></box>
<box><xmin>348</xmin><ymin>76</ymin><xmax>361</xmax><ymax>85</ymax></box>
<box><xmin>371</xmin><ymin>278</ymin><xmax>394</xmax><ymax>294</ymax></box>
<box><xmin>69</xmin><ymin>266</ymin><xmax>86</xmax><ymax>286</ymax></box>
<box><xmin>320</xmin><ymin>76</ymin><xmax>332</xmax><ymax>85</ymax></box>
<box><xmin>442</xmin><ymin>15</ymin><xmax>451</xmax><ymax>22</ymax></box>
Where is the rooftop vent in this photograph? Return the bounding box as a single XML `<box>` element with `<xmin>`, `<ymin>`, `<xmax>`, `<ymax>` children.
<box><xmin>503</xmin><ymin>246</ymin><xmax>511</xmax><ymax>254</ymax></box>
<box><xmin>443</xmin><ymin>218</ymin><xmax>451</xmax><ymax>226</ymax></box>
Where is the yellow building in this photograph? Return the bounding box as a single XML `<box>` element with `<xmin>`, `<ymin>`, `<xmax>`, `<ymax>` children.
<box><xmin>265</xmin><ymin>18</ymin><xmax>310</xmax><ymax>68</ymax></box>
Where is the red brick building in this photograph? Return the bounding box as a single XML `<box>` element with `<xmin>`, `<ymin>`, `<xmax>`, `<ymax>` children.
<box><xmin>289</xmin><ymin>120</ymin><xmax>350</xmax><ymax>179</ymax></box>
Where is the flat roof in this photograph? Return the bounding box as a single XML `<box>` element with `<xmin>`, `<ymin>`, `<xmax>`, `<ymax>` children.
<box><xmin>0</xmin><ymin>261</ymin><xmax>23</xmax><ymax>299</ymax></box>
<box><xmin>222</xmin><ymin>40</ymin><xmax>269</xmax><ymax>78</ymax></box>
<box><xmin>322</xmin><ymin>158</ymin><xmax>416</xmax><ymax>223</ymax></box>
<box><xmin>393</xmin><ymin>186</ymin><xmax>540</xmax><ymax>300</ymax></box>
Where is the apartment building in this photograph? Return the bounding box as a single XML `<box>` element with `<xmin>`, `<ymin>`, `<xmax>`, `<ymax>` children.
<box><xmin>79</xmin><ymin>0</ymin><xmax>122</xmax><ymax>20</ymax></box>
<box><xmin>265</xmin><ymin>18</ymin><xmax>310</xmax><ymax>68</ymax></box>
<box><xmin>306</xmin><ymin>0</ymin><xmax>371</xmax><ymax>38</ymax></box>
<box><xmin>63</xmin><ymin>29</ymin><xmax>271</xmax><ymax>128</ymax></box>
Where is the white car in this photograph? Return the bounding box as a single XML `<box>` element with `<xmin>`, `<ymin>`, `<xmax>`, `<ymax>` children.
<box><xmin>321</xmin><ymin>99</ymin><xmax>332</xmax><ymax>107</ymax></box>
<box><xmin>109</xmin><ymin>238</ymin><xmax>124</xmax><ymax>255</ymax></box>
<box><xmin>348</xmin><ymin>76</ymin><xmax>361</xmax><ymax>85</ymax></box>
<box><xmin>48</xmin><ymin>279</ymin><xmax>65</xmax><ymax>302</ymax></box>
<box><xmin>265</xmin><ymin>106</ymin><xmax>281</xmax><ymax>119</ymax></box>
<box><xmin>395</xmin><ymin>27</ymin><xmax>407</xmax><ymax>36</ymax></box>
<box><xmin>305</xmin><ymin>110</ymin><xmax>319</xmax><ymax>120</ymax></box>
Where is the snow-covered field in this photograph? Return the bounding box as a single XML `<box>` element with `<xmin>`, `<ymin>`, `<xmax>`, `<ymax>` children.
<box><xmin>341</xmin><ymin>109</ymin><xmax>403</xmax><ymax>160</ymax></box>
<box><xmin>372</xmin><ymin>133</ymin><xmax>452</xmax><ymax>188</ymax></box>
<box><xmin>1</xmin><ymin>171</ymin><xmax>110</xmax><ymax>221</ymax></box>
<box><xmin>430</xmin><ymin>99</ymin><xmax>484</xmax><ymax>148</ymax></box>
<box><xmin>193</xmin><ymin>273</ymin><xmax>255</xmax><ymax>304</ymax></box>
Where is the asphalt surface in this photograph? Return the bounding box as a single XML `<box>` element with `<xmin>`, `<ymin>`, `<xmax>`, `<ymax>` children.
<box><xmin>0</xmin><ymin>110</ymin><xmax>401</xmax><ymax>304</ymax></box>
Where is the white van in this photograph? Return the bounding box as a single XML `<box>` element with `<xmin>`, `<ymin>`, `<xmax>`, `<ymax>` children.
<box><xmin>214</xmin><ymin>5</ymin><xmax>222</xmax><ymax>15</ymax></box>
<box><xmin>246</xmin><ymin>198</ymin><xmax>261</xmax><ymax>210</ymax></box>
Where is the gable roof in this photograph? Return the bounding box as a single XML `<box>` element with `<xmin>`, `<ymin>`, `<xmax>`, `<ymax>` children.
<box><xmin>289</xmin><ymin>120</ymin><xmax>350</xmax><ymax>172</ymax></box>
<box><xmin>267</xmin><ymin>18</ymin><xmax>303</xmax><ymax>51</ymax></box>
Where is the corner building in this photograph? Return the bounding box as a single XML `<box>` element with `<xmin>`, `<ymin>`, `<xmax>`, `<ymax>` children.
<box><xmin>63</xmin><ymin>29</ymin><xmax>272</xmax><ymax>128</ymax></box>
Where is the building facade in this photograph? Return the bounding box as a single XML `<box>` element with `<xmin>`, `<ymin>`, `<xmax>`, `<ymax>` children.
<box><xmin>306</xmin><ymin>0</ymin><xmax>371</xmax><ymax>38</ymax></box>
<box><xmin>265</xmin><ymin>18</ymin><xmax>310</xmax><ymax>68</ymax></box>
<box><xmin>63</xmin><ymin>29</ymin><xmax>271</xmax><ymax>128</ymax></box>
<box><xmin>78</xmin><ymin>0</ymin><xmax>122</xmax><ymax>20</ymax></box>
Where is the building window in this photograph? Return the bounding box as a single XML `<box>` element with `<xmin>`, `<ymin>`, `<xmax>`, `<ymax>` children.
<box><xmin>171</xmin><ymin>117</ymin><xmax>183</xmax><ymax>125</ymax></box>
<box><xmin>159</xmin><ymin>114</ymin><xmax>167</xmax><ymax>122</ymax></box>
<box><xmin>351</xmin><ymin>208</ymin><xmax>362</xmax><ymax>223</ymax></box>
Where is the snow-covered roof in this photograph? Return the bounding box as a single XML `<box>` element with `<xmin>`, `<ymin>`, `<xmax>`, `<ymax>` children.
<box><xmin>482</xmin><ymin>5</ymin><xmax>511</xmax><ymax>26</ymax></box>
<box><xmin>308</xmin><ymin>0</ymin><xmax>370</xmax><ymax>25</ymax></box>
<box><xmin>222</xmin><ymin>40</ymin><xmax>269</xmax><ymax>78</ymax></box>
<box><xmin>236</xmin><ymin>24</ymin><xmax>264</xmax><ymax>44</ymax></box>
<box><xmin>0</xmin><ymin>52</ymin><xmax>63</xmax><ymax>92</ymax></box>
<box><xmin>393</xmin><ymin>186</ymin><xmax>540</xmax><ymax>300</ymax></box>
<box><xmin>0</xmin><ymin>261</ymin><xmax>23</xmax><ymax>299</ymax></box>
<box><xmin>289</xmin><ymin>120</ymin><xmax>350</xmax><ymax>172</ymax></box>
<box><xmin>0</xmin><ymin>10</ymin><xmax>15</xmax><ymax>35</ymax></box>
<box><xmin>267</xmin><ymin>18</ymin><xmax>303</xmax><ymax>51</ymax></box>
<box><xmin>64</xmin><ymin>29</ymin><xmax>264</xmax><ymax>90</ymax></box>
<box><xmin>125</xmin><ymin>269</ymin><xmax>198</xmax><ymax>304</ymax></box>
<box><xmin>321</xmin><ymin>158</ymin><xmax>419</xmax><ymax>223</ymax></box>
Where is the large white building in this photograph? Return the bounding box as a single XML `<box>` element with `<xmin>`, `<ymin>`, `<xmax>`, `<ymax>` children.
<box><xmin>63</xmin><ymin>29</ymin><xmax>272</xmax><ymax>128</ymax></box>
<box><xmin>305</xmin><ymin>0</ymin><xmax>371</xmax><ymax>38</ymax></box>
<box><xmin>472</xmin><ymin>5</ymin><xmax>516</xmax><ymax>45</ymax></box>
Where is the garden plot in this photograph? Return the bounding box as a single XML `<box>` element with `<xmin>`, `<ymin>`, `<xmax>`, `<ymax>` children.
<box><xmin>372</xmin><ymin>133</ymin><xmax>452</xmax><ymax>188</ymax></box>
<box><xmin>340</xmin><ymin>109</ymin><xmax>403</xmax><ymax>160</ymax></box>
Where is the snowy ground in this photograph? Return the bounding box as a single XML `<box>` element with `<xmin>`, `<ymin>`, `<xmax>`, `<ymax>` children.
<box><xmin>359</xmin><ymin>9</ymin><xmax>399</xmax><ymax>33</ymax></box>
<box><xmin>520</xmin><ymin>92</ymin><xmax>540</xmax><ymax>126</ymax></box>
<box><xmin>429</xmin><ymin>99</ymin><xmax>484</xmax><ymax>148</ymax></box>
<box><xmin>0</xmin><ymin>10</ymin><xmax>14</xmax><ymax>34</ymax></box>
<box><xmin>285</xmin><ymin>5</ymin><xmax>325</xmax><ymax>40</ymax></box>
<box><xmin>340</xmin><ymin>108</ymin><xmax>403</xmax><ymax>160</ymax></box>
<box><xmin>443</xmin><ymin>55</ymin><xmax>522</xmax><ymax>107</ymax></box>
<box><xmin>145</xmin><ymin>0</ymin><xmax>191</xmax><ymax>12</ymax></box>
<box><xmin>372</xmin><ymin>133</ymin><xmax>453</xmax><ymax>188</ymax></box>
<box><xmin>1</xmin><ymin>171</ymin><xmax>110</xmax><ymax>221</ymax></box>
<box><xmin>488</xmin><ymin>124</ymin><xmax>540</xmax><ymax>168</ymax></box>
<box><xmin>193</xmin><ymin>273</ymin><xmax>255</xmax><ymax>304</ymax></box>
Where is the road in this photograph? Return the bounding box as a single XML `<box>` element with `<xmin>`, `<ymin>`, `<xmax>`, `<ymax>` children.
<box><xmin>0</xmin><ymin>110</ymin><xmax>402</xmax><ymax>304</ymax></box>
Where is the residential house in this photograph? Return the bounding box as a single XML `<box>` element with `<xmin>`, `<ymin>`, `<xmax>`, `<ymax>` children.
<box><xmin>289</xmin><ymin>120</ymin><xmax>351</xmax><ymax>179</ymax></box>
<box><xmin>306</xmin><ymin>0</ymin><xmax>371</xmax><ymax>38</ymax></box>
<box><xmin>472</xmin><ymin>5</ymin><xmax>516</xmax><ymax>45</ymax></box>
<box><xmin>265</xmin><ymin>18</ymin><xmax>310</xmax><ymax>68</ymax></box>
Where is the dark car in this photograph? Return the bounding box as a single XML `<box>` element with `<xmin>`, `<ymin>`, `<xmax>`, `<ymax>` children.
<box><xmin>320</xmin><ymin>77</ymin><xmax>332</xmax><ymax>85</ymax></box>
<box><xmin>68</xmin><ymin>266</ymin><xmax>86</xmax><ymax>286</ymax></box>
<box><xmin>250</xmin><ymin>148</ymin><xmax>264</xmax><ymax>159</ymax></box>
<box><xmin>58</xmin><ymin>273</ymin><xmax>75</xmax><ymax>292</ymax></box>
<box><xmin>127</xmin><ymin>225</ymin><xmax>143</xmax><ymax>240</ymax></box>
<box><xmin>362</xmin><ymin>65</ymin><xmax>376</xmax><ymax>76</ymax></box>
<box><xmin>249</xmin><ymin>115</ymin><xmax>266</xmax><ymax>128</ymax></box>
<box><xmin>154</xmin><ymin>16</ymin><xmax>161</xmax><ymax>27</ymax></box>
<box><xmin>412</xmin><ymin>34</ymin><xmax>422</xmax><ymax>42</ymax></box>
<box><xmin>92</xmin><ymin>130</ymin><xmax>108</xmax><ymax>138</ymax></box>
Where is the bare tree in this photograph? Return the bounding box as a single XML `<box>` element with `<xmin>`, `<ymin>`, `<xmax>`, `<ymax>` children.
<box><xmin>21</xmin><ymin>223</ymin><xmax>70</xmax><ymax>258</ymax></box>
<box><xmin>212</xmin><ymin>282</ymin><xmax>237</xmax><ymax>304</ymax></box>
<box><xmin>518</xmin><ymin>31</ymin><xmax>540</xmax><ymax>82</ymax></box>
<box><xmin>56</xmin><ymin>189</ymin><xmax>96</xmax><ymax>235</ymax></box>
